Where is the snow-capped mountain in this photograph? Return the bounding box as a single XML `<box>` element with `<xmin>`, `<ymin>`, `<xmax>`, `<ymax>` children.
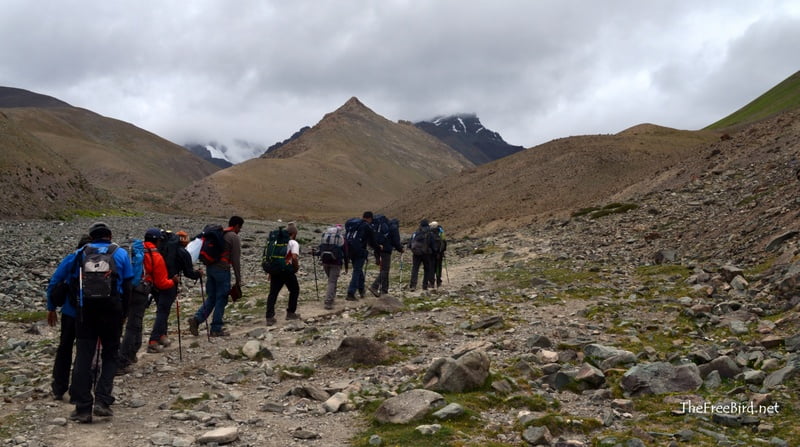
<box><xmin>415</xmin><ymin>114</ymin><xmax>524</xmax><ymax>165</ymax></box>
<box><xmin>184</xmin><ymin>139</ymin><xmax>267</xmax><ymax>167</ymax></box>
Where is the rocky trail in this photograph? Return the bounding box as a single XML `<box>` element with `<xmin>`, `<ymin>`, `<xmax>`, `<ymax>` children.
<box><xmin>1</xmin><ymin>203</ymin><xmax>800</xmax><ymax>446</ymax></box>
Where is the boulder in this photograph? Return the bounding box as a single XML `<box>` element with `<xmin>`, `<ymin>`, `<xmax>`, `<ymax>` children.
<box><xmin>621</xmin><ymin>362</ymin><xmax>702</xmax><ymax>396</ymax></box>
<box><xmin>374</xmin><ymin>389</ymin><xmax>445</xmax><ymax>424</ymax></box>
<box><xmin>423</xmin><ymin>350</ymin><xmax>490</xmax><ymax>393</ymax></box>
<box><xmin>698</xmin><ymin>356</ymin><xmax>742</xmax><ymax>379</ymax></box>
<box><xmin>197</xmin><ymin>426</ymin><xmax>238</xmax><ymax>445</ymax></box>
<box><xmin>319</xmin><ymin>337</ymin><xmax>399</xmax><ymax>367</ymax></box>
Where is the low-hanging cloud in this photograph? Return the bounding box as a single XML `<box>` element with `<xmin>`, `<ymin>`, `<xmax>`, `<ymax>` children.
<box><xmin>1</xmin><ymin>0</ymin><xmax>798</xmax><ymax>159</ymax></box>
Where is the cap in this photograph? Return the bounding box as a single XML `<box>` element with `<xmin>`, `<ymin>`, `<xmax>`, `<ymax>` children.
<box><xmin>176</xmin><ymin>230</ymin><xmax>189</xmax><ymax>240</ymax></box>
<box><xmin>420</xmin><ymin>219</ymin><xmax>429</xmax><ymax>227</ymax></box>
<box><xmin>88</xmin><ymin>222</ymin><xmax>111</xmax><ymax>239</ymax></box>
<box><xmin>363</xmin><ymin>211</ymin><xmax>373</xmax><ymax>219</ymax></box>
<box><xmin>145</xmin><ymin>228</ymin><xmax>162</xmax><ymax>240</ymax></box>
<box><xmin>430</xmin><ymin>221</ymin><xmax>439</xmax><ymax>228</ymax></box>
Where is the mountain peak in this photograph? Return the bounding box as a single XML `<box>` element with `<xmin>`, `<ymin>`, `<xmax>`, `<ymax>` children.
<box><xmin>415</xmin><ymin>114</ymin><xmax>524</xmax><ymax>164</ymax></box>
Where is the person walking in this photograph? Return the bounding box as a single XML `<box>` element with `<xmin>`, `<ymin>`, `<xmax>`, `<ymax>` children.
<box><xmin>315</xmin><ymin>224</ymin><xmax>348</xmax><ymax>309</ymax></box>
<box><xmin>188</xmin><ymin>216</ymin><xmax>243</xmax><ymax>337</ymax></box>
<box><xmin>430</xmin><ymin>221</ymin><xmax>447</xmax><ymax>288</ymax></box>
<box><xmin>146</xmin><ymin>230</ymin><xmax>201</xmax><ymax>352</ymax></box>
<box><xmin>137</xmin><ymin>229</ymin><xmax>182</xmax><ymax>353</ymax></box>
<box><xmin>68</xmin><ymin>222</ymin><xmax>133</xmax><ymax>423</ymax></box>
<box><xmin>408</xmin><ymin>219</ymin><xmax>435</xmax><ymax>291</ymax></box>
<box><xmin>46</xmin><ymin>234</ymin><xmax>92</xmax><ymax>401</ymax></box>
<box><xmin>265</xmin><ymin>222</ymin><xmax>301</xmax><ymax>325</ymax></box>
<box><xmin>345</xmin><ymin>211</ymin><xmax>380</xmax><ymax>300</ymax></box>
<box><xmin>369</xmin><ymin>217</ymin><xmax>403</xmax><ymax>296</ymax></box>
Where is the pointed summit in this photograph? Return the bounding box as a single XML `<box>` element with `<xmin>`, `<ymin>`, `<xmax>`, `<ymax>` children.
<box><xmin>415</xmin><ymin>114</ymin><xmax>524</xmax><ymax>164</ymax></box>
<box><xmin>180</xmin><ymin>98</ymin><xmax>473</xmax><ymax>220</ymax></box>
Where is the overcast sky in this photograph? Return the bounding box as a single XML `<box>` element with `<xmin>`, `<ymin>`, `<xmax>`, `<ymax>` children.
<box><xmin>2</xmin><ymin>1</ymin><xmax>799</xmax><ymax>162</ymax></box>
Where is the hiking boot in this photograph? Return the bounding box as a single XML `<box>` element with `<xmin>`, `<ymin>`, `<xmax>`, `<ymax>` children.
<box><xmin>69</xmin><ymin>410</ymin><xmax>92</xmax><ymax>423</ymax></box>
<box><xmin>346</xmin><ymin>294</ymin><xmax>357</xmax><ymax>301</ymax></box>
<box><xmin>51</xmin><ymin>391</ymin><xmax>64</xmax><ymax>401</ymax></box>
<box><xmin>158</xmin><ymin>335</ymin><xmax>171</xmax><ymax>347</ymax></box>
<box><xmin>115</xmin><ymin>364</ymin><xmax>133</xmax><ymax>376</ymax></box>
<box><xmin>210</xmin><ymin>329</ymin><xmax>230</xmax><ymax>337</ymax></box>
<box><xmin>286</xmin><ymin>312</ymin><xmax>301</xmax><ymax>320</ymax></box>
<box><xmin>93</xmin><ymin>403</ymin><xmax>113</xmax><ymax>417</ymax></box>
<box><xmin>368</xmin><ymin>285</ymin><xmax>380</xmax><ymax>297</ymax></box>
<box><xmin>146</xmin><ymin>341</ymin><xmax>163</xmax><ymax>353</ymax></box>
<box><xmin>358</xmin><ymin>289</ymin><xmax>365</xmax><ymax>299</ymax></box>
<box><xmin>187</xmin><ymin>317</ymin><xmax>199</xmax><ymax>336</ymax></box>
<box><xmin>265</xmin><ymin>317</ymin><xmax>277</xmax><ymax>326</ymax></box>
<box><xmin>324</xmin><ymin>302</ymin><xmax>334</xmax><ymax>310</ymax></box>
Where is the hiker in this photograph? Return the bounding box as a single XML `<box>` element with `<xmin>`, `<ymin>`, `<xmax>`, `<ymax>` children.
<box><xmin>46</xmin><ymin>234</ymin><xmax>92</xmax><ymax>401</ymax></box>
<box><xmin>314</xmin><ymin>224</ymin><xmax>348</xmax><ymax>309</ymax></box>
<box><xmin>265</xmin><ymin>222</ymin><xmax>301</xmax><ymax>326</ymax></box>
<box><xmin>408</xmin><ymin>219</ymin><xmax>435</xmax><ymax>291</ymax></box>
<box><xmin>345</xmin><ymin>211</ymin><xmax>380</xmax><ymax>300</ymax></box>
<box><xmin>430</xmin><ymin>221</ymin><xmax>447</xmax><ymax>288</ymax></box>
<box><xmin>369</xmin><ymin>216</ymin><xmax>404</xmax><ymax>296</ymax></box>
<box><xmin>135</xmin><ymin>229</ymin><xmax>182</xmax><ymax>354</ymax></box>
<box><xmin>68</xmin><ymin>222</ymin><xmax>134</xmax><ymax>423</ymax></box>
<box><xmin>188</xmin><ymin>216</ymin><xmax>243</xmax><ymax>337</ymax></box>
<box><xmin>146</xmin><ymin>230</ymin><xmax>201</xmax><ymax>353</ymax></box>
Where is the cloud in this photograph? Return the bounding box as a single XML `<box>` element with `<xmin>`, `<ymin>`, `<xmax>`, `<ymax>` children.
<box><xmin>1</xmin><ymin>0</ymin><xmax>798</xmax><ymax>158</ymax></box>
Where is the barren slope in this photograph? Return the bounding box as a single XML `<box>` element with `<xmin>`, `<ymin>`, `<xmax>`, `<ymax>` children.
<box><xmin>387</xmin><ymin>124</ymin><xmax>721</xmax><ymax>235</ymax></box>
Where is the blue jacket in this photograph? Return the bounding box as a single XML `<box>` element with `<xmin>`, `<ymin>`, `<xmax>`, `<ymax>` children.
<box><xmin>46</xmin><ymin>252</ymin><xmax>80</xmax><ymax>317</ymax></box>
<box><xmin>47</xmin><ymin>241</ymin><xmax>134</xmax><ymax>314</ymax></box>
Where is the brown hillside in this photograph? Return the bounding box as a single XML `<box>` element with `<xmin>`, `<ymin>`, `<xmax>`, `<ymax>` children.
<box><xmin>386</xmin><ymin>124</ymin><xmax>721</xmax><ymax>235</ymax></box>
<box><xmin>0</xmin><ymin>111</ymin><xmax>105</xmax><ymax>218</ymax></box>
<box><xmin>1</xmin><ymin>105</ymin><xmax>219</xmax><ymax>213</ymax></box>
<box><xmin>175</xmin><ymin>97</ymin><xmax>473</xmax><ymax>221</ymax></box>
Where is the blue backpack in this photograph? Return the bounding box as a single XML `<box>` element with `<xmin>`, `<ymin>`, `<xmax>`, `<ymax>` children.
<box><xmin>130</xmin><ymin>239</ymin><xmax>146</xmax><ymax>287</ymax></box>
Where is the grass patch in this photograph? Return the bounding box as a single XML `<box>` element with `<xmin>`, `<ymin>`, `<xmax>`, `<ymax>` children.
<box><xmin>521</xmin><ymin>412</ymin><xmax>603</xmax><ymax>436</ymax></box>
<box><xmin>1</xmin><ymin>310</ymin><xmax>47</xmax><ymax>323</ymax></box>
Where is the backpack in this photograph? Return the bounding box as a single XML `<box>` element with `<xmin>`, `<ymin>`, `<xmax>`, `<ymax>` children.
<box><xmin>410</xmin><ymin>227</ymin><xmax>433</xmax><ymax>256</ymax></box>
<box><xmin>80</xmin><ymin>244</ymin><xmax>120</xmax><ymax>302</ymax></box>
<box><xmin>318</xmin><ymin>226</ymin><xmax>344</xmax><ymax>265</ymax></box>
<box><xmin>371</xmin><ymin>214</ymin><xmax>390</xmax><ymax>250</ymax></box>
<box><xmin>261</xmin><ymin>227</ymin><xmax>293</xmax><ymax>274</ymax></box>
<box><xmin>199</xmin><ymin>224</ymin><xmax>226</xmax><ymax>266</ymax></box>
<box><xmin>388</xmin><ymin>218</ymin><xmax>401</xmax><ymax>251</ymax></box>
<box><xmin>129</xmin><ymin>239</ymin><xmax>146</xmax><ymax>287</ymax></box>
<box><xmin>159</xmin><ymin>231</ymin><xmax>181</xmax><ymax>276</ymax></box>
<box><xmin>344</xmin><ymin>217</ymin><xmax>366</xmax><ymax>258</ymax></box>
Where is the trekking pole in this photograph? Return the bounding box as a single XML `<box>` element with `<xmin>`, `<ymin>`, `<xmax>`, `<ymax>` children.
<box><xmin>311</xmin><ymin>250</ymin><xmax>320</xmax><ymax>300</ymax></box>
<box><xmin>92</xmin><ymin>338</ymin><xmax>101</xmax><ymax>392</ymax></box>
<box><xmin>444</xmin><ymin>254</ymin><xmax>450</xmax><ymax>285</ymax></box>
<box><xmin>175</xmin><ymin>276</ymin><xmax>183</xmax><ymax>361</ymax></box>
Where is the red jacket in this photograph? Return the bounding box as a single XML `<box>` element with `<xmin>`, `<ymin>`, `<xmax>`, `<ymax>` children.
<box><xmin>144</xmin><ymin>241</ymin><xmax>175</xmax><ymax>291</ymax></box>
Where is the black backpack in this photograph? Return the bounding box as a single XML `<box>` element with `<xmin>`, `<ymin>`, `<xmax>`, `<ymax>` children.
<box><xmin>159</xmin><ymin>231</ymin><xmax>181</xmax><ymax>276</ymax></box>
<box><xmin>371</xmin><ymin>214</ymin><xmax>390</xmax><ymax>250</ymax></box>
<box><xmin>80</xmin><ymin>244</ymin><xmax>120</xmax><ymax>302</ymax></box>
<box><xmin>410</xmin><ymin>227</ymin><xmax>432</xmax><ymax>256</ymax></box>
<box><xmin>318</xmin><ymin>226</ymin><xmax>345</xmax><ymax>265</ymax></box>
<box><xmin>199</xmin><ymin>224</ymin><xmax>226</xmax><ymax>266</ymax></box>
<box><xmin>261</xmin><ymin>227</ymin><xmax>293</xmax><ymax>273</ymax></box>
<box><xmin>344</xmin><ymin>217</ymin><xmax>366</xmax><ymax>258</ymax></box>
